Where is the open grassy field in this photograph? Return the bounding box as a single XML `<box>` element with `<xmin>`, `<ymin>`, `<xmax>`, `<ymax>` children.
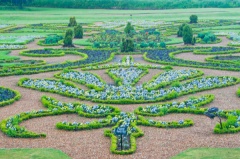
<box><xmin>0</xmin><ymin>7</ymin><xmax>240</xmax><ymax>24</ymax></box>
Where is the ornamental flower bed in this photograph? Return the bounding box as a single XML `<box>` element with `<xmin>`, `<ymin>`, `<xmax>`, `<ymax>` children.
<box><xmin>135</xmin><ymin>95</ymin><xmax>214</xmax><ymax>116</ymax></box>
<box><xmin>55</xmin><ymin>70</ymin><xmax>106</xmax><ymax>90</ymax></box>
<box><xmin>82</xmin><ymin>55</ymin><xmax>165</xmax><ymax>70</ymax></box>
<box><xmin>206</xmin><ymin>55</ymin><xmax>240</xmax><ymax>64</ymax></box>
<box><xmin>144</xmin><ymin>69</ymin><xmax>203</xmax><ymax>90</ymax></box>
<box><xmin>0</xmin><ymin>86</ymin><xmax>21</xmax><ymax>107</ymax></box>
<box><xmin>2</xmin><ymin>93</ymin><xmax>238</xmax><ymax>154</ymax></box>
<box><xmin>194</xmin><ymin>47</ymin><xmax>239</xmax><ymax>55</ymax></box>
<box><xmin>144</xmin><ymin>48</ymin><xmax>240</xmax><ymax>71</ymax></box>
<box><xmin>107</xmin><ymin>67</ymin><xmax>145</xmax><ymax>86</ymax></box>
<box><xmin>0</xmin><ymin>44</ymin><xmax>26</xmax><ymax>50</ymax></box>
<box><xmin>20</xmin><ymin>49</ymin><xmax>65</xmax><ymax>57</ymax></box>
<box><xmin>18</xmin><ymin>68</ymin><xmax>240</xmax><ymax>104</ymax></box>
<box><xmin>0</xmin><ymin>49</ymin><xmax>113</xmax><ymax>76</ymax></box>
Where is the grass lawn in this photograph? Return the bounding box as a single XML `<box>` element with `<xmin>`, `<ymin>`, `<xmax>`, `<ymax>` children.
<box><xmin>73</xmin><ymin>38</ymin><xmax>92</xmax><ymax>46</ymax></box>
<box><xmin>0</xmin><ymin>8</ymin><xmax>240</xmax><ymax>24</ymax></box>
<box><xmin>171</xmin><ymin>148</ymin><xmax>240</xmax><ymax>159</ymax></box>
<box><xmin>0</xmin><ymin>148</ymin><xmax>71</xmax><ymax>159</ymax></box>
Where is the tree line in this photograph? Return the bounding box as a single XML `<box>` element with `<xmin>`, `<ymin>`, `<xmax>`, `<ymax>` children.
<box><xmin>1</xmin><ymin>0</ymin><xmax>240</xmax><ymax>9</ymax></box>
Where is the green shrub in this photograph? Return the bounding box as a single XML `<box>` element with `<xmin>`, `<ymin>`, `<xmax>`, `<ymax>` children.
<box><xmin>140</xmin><ymin>42</ymin><xmax>149</xmax><ymax>48</ymax></box>
<box><xmin>68</xmin><ymin>17</ymin><xmax>77</xmax><ymax>27</ymax></box>
<box><xmin>124</xmin><ymin>22</ymin><xmax>134</xmax><ymax>34</ymax></box>
<box><xmin>121</xmin><ymin>38</ymin><xmax>135</xmax><ymax>52</ymax></box>
<box><xmin>237</xmin><ymin>88</ymin><xmax>240</xmax><ymax>97</ymax></box>
<box><xmin>190</xmin><ymin>15</ymin><xmax>198</xmax><ymax>23</ymax></box>
<box><xmin>183</xmin><ymin>24</ymin><xmax>193</xmax><ymax>44</ymax></box>
<box><xmin>74</xmin><ymin>25</ymin><xmax>83</xmax><ymax>39</ymax></box>
<box><xmin>160</xmin><ymin>42</ymin><xmax>166</xmax><ymax>48</ymax></box>
<box><xmin>198</xmin><ymin>32</ymin><xmax>216</xmax><ymax>43</ymax></box>
<box><xmin>63</xmin><ymin>29</ymin><xmax>74</xmax><ymax>47</ymax></box>
<box><xmin>177</xmin><ymin>23</ymin><xmax>186</xmax><ymax>37</ymax></box>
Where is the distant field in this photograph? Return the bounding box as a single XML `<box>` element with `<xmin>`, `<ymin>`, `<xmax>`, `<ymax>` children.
<box><xmin>1</xmin><ymin>7</ymin><xmax>240</xmax><ymax>24</ymax></box>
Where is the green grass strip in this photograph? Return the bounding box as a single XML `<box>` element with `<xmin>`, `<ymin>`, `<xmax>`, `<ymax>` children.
<box><xmin>0</xmin><ymin>148</ymin><xmax>71</xmax><ymax>159</ymax></box>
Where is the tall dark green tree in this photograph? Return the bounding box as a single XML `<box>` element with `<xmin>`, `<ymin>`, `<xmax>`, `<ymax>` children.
<box><xmin>68</xmin><ymin>17</ymin><xmax>77</xmax><ymax>27</ymax></box>
<box><xmin>121</xmin><ymin>38</ymin><xmax>135</xmax><ymax>52</ymax></box>
<box><xmin>190</xmin><ymin>15</ymin><xmax>198</xmax><ymax>23</ymax></box>
<box><xmin>124</xmin><ymin>22</ymin><xmax>134</xmax><ymax>34</ymax></box>
<box><xmin>177</xmin><ymin>23</ymin><xmax>186</xmax><ymax>37</ymax></box>
<box><xmin>183</xmin><ymin>24</ymin><xmax>193</xmax><ymax>45</ymax></box>
<box><xmin>63</xmin><ymin>29</ymin><xmax>74</xmax><ymax>47</ymax></box>
<box><xmin>74</xmin><ymin>25</ymin><xmax>83</xmax><ymax>38</ymax></box>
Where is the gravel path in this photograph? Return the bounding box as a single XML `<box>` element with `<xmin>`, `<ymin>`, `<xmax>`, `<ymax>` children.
<box><xmin>0</xmin><ymin>39</ymin><xmax>240</xmax><ymax>159</ymax></box>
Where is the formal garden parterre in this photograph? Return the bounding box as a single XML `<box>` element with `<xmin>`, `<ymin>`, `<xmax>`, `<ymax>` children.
<box><xmin>0</xmin><ymin>12</ymin><xmax>240</xmax><ymax>158</ymax></box>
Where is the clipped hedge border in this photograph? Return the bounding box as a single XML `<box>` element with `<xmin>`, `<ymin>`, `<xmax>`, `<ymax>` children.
<box><xmin>0</xmin><ymin>95</ymin><xmax>121</xmax><ymax>138</ymax></box>
<box><xmin>54</xmin><ymin>69</ymin><xmax>106</xmax><ymax>91</ymax></box>
<box><xmin>193</xmin><ymin>47</ymin><xmax>240</xmax><ymax>55</ymax></box>
<box><xmin>0</xmin><ymin>59</ymin><xmax>47</xmax><ymax>69</ymax></box>
<box><xmin>106</xmin><ymin>67</ymin><xmax>149</xmax><ymax>86</ymax></box>
<box><xmin>81</xmin><ymin>63</ymin><xmax>170</xmax><ymax>71</ymax></box>
<box><xmin>228</xmin><ymin>43</ymin><xmax>240</xmax><ymax>47</ymax></box>
<box><xmin>134</xmin><ymin>94</ymin><xmax>215</xmax><ymax>116</ymax></box>
<box><xmin>198</xmin><ymin>38</ymin><xmax>222</xmax><ymax>44</ymax></box>
<box><xmin>0</xmin><ymin>45</ymin><xmax>27</xmax><ymax>50</ymax></box>
<box><xmin>143</xmin><ymin>69</ymin><xmax>204</xmax><ymax>90</ymax></box>
<box><xmin>0</xmin><ymin>86</ymin><xmax>21</xmax><ymax>107</ymax></box>
<box><xmin>37</xmin><ymin>39</ymin><xmax>63</xmax><ymax>46</ymax></box>
<box><xmin>18</xmin><ymin>75</ymin><xmax>240</xmax><ymax>104</ymax></box>
<box><xmin>137</xmin><ymin>115</ymin><xmax>194</xmax><ymax>128</ymax></box>
<box><xmin>143</xmin><ymin>50</ymin><xmax>240</xmax><ymax>71</ymax></box>
<box><xmin>0</xmin><ymin>49</ymin><xmax>115</xmax><ymax>76</ymax></box>
<box><xmin>205</xmin><ymin>56</ymin><xmax>240</xmax><ymax>65</ymax></box>
<box><xmin>20</xmin><ymin>49</ymin><xmax>65</xmax><ymax>57</ymax></box>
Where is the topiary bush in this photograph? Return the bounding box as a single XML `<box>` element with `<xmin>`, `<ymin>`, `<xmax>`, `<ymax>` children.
<box><xmin>177</xmin><ymin>23</ymin><xmax>186</xmax><ymax>37</ymax></box>
<box><xmin>183</xmin><ymin>24</ymin><xmax>193</xmax><ymax>44</ymax></box>
<box><xmin>74</xmin><ymin>25</ymin><xmax>83</xmax><ymax>39</ymax></box>
<box><xmin>68</xmin><ymin>17</ymin><xmax>77</xmax><ymax>27</ymax></box>
<box><xmin>121</xmin><ymin>38</ymin><xmax>135</xmax><ymax>52</ymax></box>
<box><xmin>190</xmin><ymin>15</ymin><xmax>198</xmax><ymax>23</ymax></box>
<box><xmin>63</xmin><ymin>29</ymin><xmax>74</xmax><ymax>47</ymax></box>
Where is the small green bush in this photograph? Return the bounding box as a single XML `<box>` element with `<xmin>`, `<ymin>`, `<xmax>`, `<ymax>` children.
<box><xmin>63</xmin><ymin>29</ymin><xmax>74</xmax><ymax>47</ymax></box>
<box><xmin>68</xmin><ymin>17</ymin><xmax>77</xmax><ymax>27</ymax></box>
<box><xmin>190</xmin><ymin>15</ymin><xmax>198</xmax><ymax>23</ymax></box>
<box><xmin>74</xmin><ymin>25</ymin><xmax>83</xmax><ymax>39</ymax></box>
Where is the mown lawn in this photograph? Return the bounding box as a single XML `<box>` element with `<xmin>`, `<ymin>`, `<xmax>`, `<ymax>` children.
<box><xmin>171</xmin><ymin>148</ymin><xmax>240</xmax><ymax>159</ymax></box>
<box><xmin>0</xmin><ymin>7</ymin><xmax>240</xmax><ymax>24</ymax></box>
<box><xmin>0</xmin><ymin>148</ymin><xmax>71</xmax><ymax>159</ymax></box>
